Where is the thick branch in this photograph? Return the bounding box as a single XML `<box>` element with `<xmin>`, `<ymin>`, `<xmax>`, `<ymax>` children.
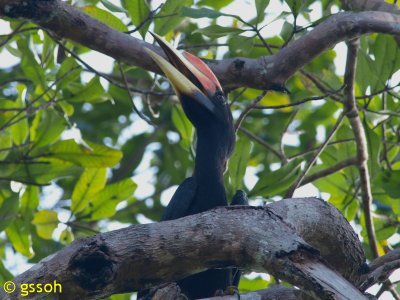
<box><xmin>1</xmin><ymin>198</ymin><xmax>367</xmax><ymax>300</ymax></box>
<box><xmin>0</xmin><ymin>1</ymin><xmax>399</xmax><ymax>89</ymax></box>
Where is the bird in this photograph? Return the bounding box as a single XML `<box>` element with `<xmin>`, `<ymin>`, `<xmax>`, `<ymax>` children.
<box><xmin>140</xmin><ymin>33</ymin><xmax>248</xmax><ymax>299</ymax></box>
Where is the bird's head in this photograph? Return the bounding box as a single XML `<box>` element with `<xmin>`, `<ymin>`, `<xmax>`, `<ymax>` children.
<box><xmin>145</xmin><ymin>33</ymin><xmax>235</xmax><ymax>158</ymax></box>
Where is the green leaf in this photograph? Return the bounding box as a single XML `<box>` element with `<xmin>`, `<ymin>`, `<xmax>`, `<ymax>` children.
<box><xmin>228</xmin><ymin>35</ymin><xmax>254</xmax><ymax>56</ymax></box>
<box><xmin>172</xmin><ymin>105</ymin><xmax>193</xmax><ymax>150</ymax></box>
<box><xmin>375</xmin><ymin>170</ymin><xmax>400</xmax><ymax>199</ymax></box>
<box><xmin>239</xmin><ymin>276</ymin><xmax>268</xmax><ymax>292</ymax></box>
<box><xmin>101</xmin><ymin>0</ymin><xmax>128</xmax><ymax>13</ymax></box>
<box><xmin>197</xmin><ymin>0</ymin><xmax>234</xmax><ymax>10</ymax></box>
<box><xmin>0</xmin><ymin>260</ymin><xmax>13</xmax><ymax>282</ymax></box>
<box><xmin>195</xmin><ymin>25</ymin><xmax>244</xmax><ymax>38</ymax></box>
<box><xmin>56</xmin><ymin>57</ymin><xmax>81</xmax><ymax>89</ymax></box>
<box><xmin>32</xmin><ymin>210</ymin><xmax>59</xmax><ymax>240</ymax></box>
<box><xmin>0</xmin><ymin>190</ymin><xmax>19</xmax><ymax>232</ymax></box>
<box><xmin>0</xmin><ymin>130</ymin><xmax>12</xmax><ymax>160</ymax></box>
<box><xmin>280</xmin><ymin>21</ymin><xmax>293</xmax><ymax>41</ymax></box>
<box><xmin>20</xmin><ymin>186</ymin><xmax>39</xmax><ymax>220</ymax></box>
<box><xmin>356</xmin><ymin>50</ymin><xmax>376</xmax><ymax>94</ymax></box>
<box><xmin>88</xmin><ymin>178</ymin><xmax>137</xmax><ymax>220</ymax></box>
<box><xmin>125</xmin><ymin>0</ymin><xmax>150</xmax><ymax>37</ymax></box>
<box><xmin>344</xmin><ymin>199</ymin><xmax>358</xmax><ymax>221</ymax></box>
<box><xmin>47</xmin><ymin>139</ymin><xmax>123</xmax><ymax>167</ymax></box>
<box><xmin>19</xmin><ymin>42</ymin><xmax>46</xmax><ymax>87</ymax></box>
<box><xmin>81</xmin><ymin>6</ymin><xmax>128</xmax><ymax>31</ymax></box>
<box><xmin>0</xmin><ymin>159</ymin><xmax>81</xmax><ymax>185</ymax></box>
<box><xmin>364</xmin><ymin>121</ymin><xmax>381</xmax><ymax>178</ymax></box>
<box><xmin>249</xmin><ymin>159</ymin><xmax>302</xmax><ymax>197</ymax></box>
<box><xmin>229</xmin><ymin>137</ymin><xmax>252</xmax><ymax>191</ymax></box>
<box><xmin>64</xmin><ymin>77</ymin><xmax>111</xmax><ymax>103</ymax></box>
<box><xmin>10</xmin><ymin>84</ymin><xmax>28</xmax><ymax>146</ymax></box>
<box><xmin>154</xmin><ymin>0</ymin><xmax>193</xmax><ymax>35</ymax></box>
<box><xmin>371</xmin><ymin>35</ymin><xmax>400</xmax><ymax>91</ymax></box>
<box><xmin>6</xmin><ymin>218</ymin><xmax>34</xmax><ymax>257</ymax></box>
<box><xmin>284</xmin><ymin>0</ymin><xmax>302</xmax><ymax>16</ymax></box>
<box><xmin>60</xmin><ymin>228</ymin><xmax>74</xmax><ymax>245</ymax></box>
<box><xmin>31</xmin><ymin>109</ymin><xmax>66</xmax><ymax>149</ymax></box>
<box><xmin>72</xmin><ymin>168</ymin><xmax>107</xmax><ymax>213</ymax></box>
<box><xmin>255</xmin><ymin>0</ymin><xmax>270</xmax><ymax>23</ymax></box>
<box><xmin>181</xmin><ymin>6</ymin><xmax>231</xmax><ymax>19</ymax></box>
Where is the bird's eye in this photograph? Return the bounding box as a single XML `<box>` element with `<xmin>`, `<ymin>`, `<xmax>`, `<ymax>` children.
<box><xmin>215</xmin><ymin>92</ymin><xmax>226</xmax><ymax>105</ymax></box>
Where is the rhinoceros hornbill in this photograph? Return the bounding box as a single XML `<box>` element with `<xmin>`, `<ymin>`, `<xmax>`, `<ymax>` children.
<box><xmin>138</xmin><ymin>34</ymin><xmax>248</xmax><ymax>299</ymax></box>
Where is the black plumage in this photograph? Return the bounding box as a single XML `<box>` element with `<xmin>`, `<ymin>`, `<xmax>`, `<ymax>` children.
<box><xmin>140</xmin><ymin>34</ymin><xmax>246</xmax><ymax>299</ymax></box>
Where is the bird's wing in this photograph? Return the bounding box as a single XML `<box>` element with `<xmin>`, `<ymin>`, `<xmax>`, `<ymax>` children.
<box><xmin>161</xmin><ymin>177</ymin><xmax>197</xmax><ymax>221</ymax></box>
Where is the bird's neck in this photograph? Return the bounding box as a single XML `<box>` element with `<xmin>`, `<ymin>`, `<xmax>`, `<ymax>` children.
<box><xmin>192</xmin><ymin>129</ymin><xmax>228</xmax><ymax>211</ymax></box>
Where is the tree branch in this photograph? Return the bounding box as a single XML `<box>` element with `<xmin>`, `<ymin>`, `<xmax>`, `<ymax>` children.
<box><xmin>0</xmin><ymin>198</ymin><xmax>368</xmax><ymax>300</ymax></box>
<box><xmin>0</xmin><ymin>1</ymin><xmax>399</xmax><ymax>90</ymax></box>
<box><xmin>343</xmin><ymin>38</ymin><xmax>379</xmax><ymax>258</ymax></box>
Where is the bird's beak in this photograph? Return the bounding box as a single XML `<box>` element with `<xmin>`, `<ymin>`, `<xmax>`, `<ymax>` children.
<box><xmin>144</xmin><ymin>33</ymin><xmax>223</xmax><ymax>115</ymax></box>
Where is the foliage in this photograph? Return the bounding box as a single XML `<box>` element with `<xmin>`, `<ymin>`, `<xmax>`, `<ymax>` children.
<box><xmin>0</xmin><ymin>0</ymin><xmax>399</xmax><ymax>298</ymax></box>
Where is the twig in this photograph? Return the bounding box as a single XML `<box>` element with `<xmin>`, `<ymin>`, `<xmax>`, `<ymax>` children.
<box><xmin>300</xmin><ymin>70</ymin><xmax>342</xmax><ymax>102</ymax></box>
<box><xmin>255</xmin><ymin>87</ymin><xmax>344</xmax><ymax>110</ymax></box>
<box><xmin>381</xmin><ymin>93</ymin><xmax>392</xmax><ymax>170</ymax></box>
<box><xmin>235</xmin><ymin>90</ymin><xmax>268</xmax><ymax>131</ymax></box>
<box><xmin>125</xmin><ymin>4</ymin><xmax>163</xmax><ymax>34</ymax></box>
<box><xmin>239</xmin><ymin>127</ymin><xmax>286</xmax><ymax>162</ymax></box>
<box><xmin>289</xmin><ymin>138</ymin><xmax>355</xmax><ymax>160</ymax></box>
<box><xmin>118</xmin><ymin>62</ymin><xmax>154</xmax><ymax>126</ymax></box>
<box><xmin>178</xmin><ymin>43</ymin><xmax>280</xmax><ymax>50</ymax></box>
<box><xmin>0</xmin><ymin>177</ymin><xmax>50</xmax><ymax>186</ymax></box>
<box><xmin>343</xmin><ymin>38</ymin><xmax>378</xmax><ymax>258</ymax></box>
<box><xmin>53</xmin><ymin>38</ymin><xmax>168</xmax><ymax>96</ymax></box>
<box><xmin>301</xmin><ymin>157</ymin><xmax>358</xmax><ymax>186</ymax></box>
<box><xmin>285</xmin><ymin>112</ymin><xmax>345</xmax><ymax>198</ymax></box>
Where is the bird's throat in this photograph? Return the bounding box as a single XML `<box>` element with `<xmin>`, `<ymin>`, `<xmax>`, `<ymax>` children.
<box><xmin>191</xmin><ymin>130</ymin><xmax>229</xmax><ymax>213</ymax></box>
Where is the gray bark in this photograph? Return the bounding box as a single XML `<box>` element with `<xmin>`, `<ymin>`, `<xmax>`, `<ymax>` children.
<box><xmin>0</xmin><ymin>198</ymin><xmax>368</xmax><ymax>300</ymax></box>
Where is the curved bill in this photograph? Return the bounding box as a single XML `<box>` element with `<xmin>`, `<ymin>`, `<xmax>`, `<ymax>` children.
<box><xmin>144</xmin><ymin>48</ymin><xmax>217</xmax><ymax>115</ymax></box>
<box><xmin>146</xmin><ymin>33</ymin><xmax>223</xmax><ymax>115</ymax></box>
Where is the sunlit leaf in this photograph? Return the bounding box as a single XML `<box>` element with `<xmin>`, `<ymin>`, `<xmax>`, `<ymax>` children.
<box><xmin>229</xmin><ymin>137</ymin><xmax>252</xmax><ymax>191</ymax></box>
<box><xmin>46</xmin><ymin>139</ymin><xmax>123</xmax><ymax>167</ymax></box>
<box><xmin>172</xmin><ymin>105</ymin><xmax>193</xmax><ymax>150</ymax></box>
<box><xmin>6</xmin><ymin>218</ymin><xmax>33</xmax><ymax>257</ymax></box>
<box><xmin>0</xmin><ymin>130</ymin><xmax>12</xmax><ymax>160</ymax></box>
<box><xmin>10</xmin><ymin>84</ymin><xmax>28</xmax><ymax>146</ymax></box>
<box><xmin>81</xmin><ymin>6</ymin><xmax>128</xmax><ymax>31</ymax></box>
<box><xmin>32</xmin><ymin>210</ymin><xmax>59</xmax><ymax>240</ymax></box>
<box><xmin>71</xmin><ymin>168</ymin><xmax>107</xmax><ymax>213</ymax></box>
<box><xmin>20</xmin><ymin>185</ymin><xmax>39</xmax><ymax>220</ymax></box>
<box><xmin>0</xmin><ymin>190</ymin><xmax>19</xmax><ymax>232</ymax></box>
<box><xmin>87</xmin><ymin>178</ymin><xmax>137</xmax><ymax>220</ymax></box>
<box><xmin>239</xmin><ymin>275</ymin><xmax>268</xmax><ymax>292</ymax></box>
<box><xmin>197</xmin><ymin>0</ymin><xmax>234</xmax><ymax>9</ymax></box>
<box><xmin>0</xmin><ymin>159</ymin><xmax>80</xmax><ymax>185</ymax></box>
<box><xmin>60</xmin><ymin>228</ymin><xmax>74</xmax><ymax>245</ymax></box>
